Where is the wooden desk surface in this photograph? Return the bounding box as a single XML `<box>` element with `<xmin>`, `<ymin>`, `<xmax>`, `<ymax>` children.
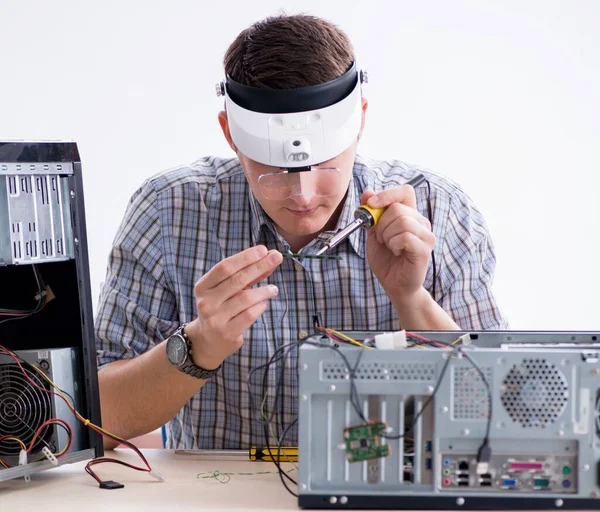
<box><xmin>0</xmin><ymin>449</ymin><xmax>304</xmax><ymax>511</ymax></box>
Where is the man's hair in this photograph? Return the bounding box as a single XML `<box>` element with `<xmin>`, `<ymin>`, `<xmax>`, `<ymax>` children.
<box><xmin>223</xmin><ymin>14</ymin><xmax>354</xmax><ymax>89</ymax></box>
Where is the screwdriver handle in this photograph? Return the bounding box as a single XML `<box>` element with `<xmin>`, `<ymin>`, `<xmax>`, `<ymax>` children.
<box><xmin>354</xmin><ymin>173</ymin><xmax>427</xmax><ymax>229</ymax></box>
<box><xmin>355</xmin><ymin>205</ymin><xmax>386</xmax><ymax>229</ymax></box>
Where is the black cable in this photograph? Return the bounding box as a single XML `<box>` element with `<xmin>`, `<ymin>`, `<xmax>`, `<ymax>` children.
<box><xmin>459</xmin><ymin>349</ymin><xmax>493</xmax><ymax>469</ymax></box>
<box><xmin>425</xmin><ymin>178</ymin><xmax>437</xmax><ymax>301</ymax></box>
<box><xmin>379</xmin><ymin>350</ymin><xmax>453</xmax><ymax>440</ymax></box>
<box><xmin>273</xmin><ymin>418</ymin><xmax>299</xmax><ymax>498</ymax></box>
<box><xmin>250</xmin><ymin>342</ymin><xmax>299</xmax><ymax>487</ymax></box>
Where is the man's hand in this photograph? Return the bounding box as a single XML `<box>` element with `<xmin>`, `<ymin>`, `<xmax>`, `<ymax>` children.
<box><xmin>184</xmin><ymin>246</ymin><xmax>283</xmax><ymax>370</ymax></box>
<box><xmin>362</xmin><ymin>184</ymin><xmax>435</xmax><ymax>307</ymax></box>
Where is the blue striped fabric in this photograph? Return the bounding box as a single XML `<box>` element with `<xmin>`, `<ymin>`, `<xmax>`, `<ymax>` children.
<box><xmin>95</xmin><ymin>155</ymin><xmax>507</xmax><ymax>449</ymax></box>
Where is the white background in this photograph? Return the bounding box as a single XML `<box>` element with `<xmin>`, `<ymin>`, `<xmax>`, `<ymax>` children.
<box><xmin>1</xmin><ymin>0</ymin><xmax>599</xmax><ymax>330</ymax></box>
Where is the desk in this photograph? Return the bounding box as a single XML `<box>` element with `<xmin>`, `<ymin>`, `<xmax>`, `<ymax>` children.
<box><xmin>0</xmin><ymin>449</ymin><xmax>302</xmax><ymax>511</ymax></box>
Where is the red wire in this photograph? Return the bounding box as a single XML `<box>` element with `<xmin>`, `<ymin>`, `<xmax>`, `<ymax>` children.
<box><xmin>0</xmin><ymin>344</ymin><xmax>152</xmax><ymax>484</ymax></box>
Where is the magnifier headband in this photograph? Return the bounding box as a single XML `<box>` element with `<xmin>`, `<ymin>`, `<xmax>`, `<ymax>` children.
<box><xmin>218</xmin><ymin>63</ymin><xmax>367</xmax><ymax>169</ymax></box>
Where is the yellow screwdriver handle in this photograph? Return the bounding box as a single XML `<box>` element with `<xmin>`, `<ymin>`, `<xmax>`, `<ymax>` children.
<box><xmin>357</xmin><ymin>205</ymin><xmax>386</xmax><ymax>228</ymax></box>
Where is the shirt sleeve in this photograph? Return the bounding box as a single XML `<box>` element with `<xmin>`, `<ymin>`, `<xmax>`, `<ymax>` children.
<box><xmin>437</xmin><ymin>189</ymin><xmax>509</xmax><ymax>330</ymax></box>
<box><xmin>95</xmin><ymin>180</ymin><xmax>179</xmax><ymax>369</ymax></box>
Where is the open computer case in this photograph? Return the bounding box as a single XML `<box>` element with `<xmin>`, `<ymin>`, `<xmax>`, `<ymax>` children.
<box><xmin>0</xmin><ymin>141</ymin><xmax>103</xmax><ymax>482</ymax></box>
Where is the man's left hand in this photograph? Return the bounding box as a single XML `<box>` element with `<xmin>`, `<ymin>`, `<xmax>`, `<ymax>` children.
<box><xmin>361</xmin><ymin>183</ymin><xmax>435</xmax><ymax>305</ymax></box>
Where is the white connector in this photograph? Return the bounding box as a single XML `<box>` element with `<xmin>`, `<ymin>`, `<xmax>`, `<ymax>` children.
<box><xmin>18</xmin><ymin>449</ymin><xmax>27</xmax><ymax>466</ymax></box>
<box><xmin>459</xmin><ymin>333</ymin><xmax>472</xmax><ymax>346</ymax></box>
<box><xmin>374</xmin><ymin>330</ymin><xmax>407</xmax><ymax>350</ymax></box>
<box><xmin>476</xmin><ymin>461</ymin><xmax>489</xmax><ymax>475</ymax></box>
<box><xmin>150</xmin><ymin>469</ymin><xmax>165</xmax><ymax>482</ymax></box>
<box><xmin>41</xmin><ymin>447</ymin><xmax>58</xmax><ymax>466</ymax></box>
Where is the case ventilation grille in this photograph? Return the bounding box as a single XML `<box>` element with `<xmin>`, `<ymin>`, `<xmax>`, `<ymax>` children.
<box><xmin>321</xmin><ymin>361</ymin><xmax>436</xmax><ymax>381</ymax></box>
<box><xmin>501</xmin><ymin>358</ymin><xmax>569</xmax><ymax>428</ymax></box>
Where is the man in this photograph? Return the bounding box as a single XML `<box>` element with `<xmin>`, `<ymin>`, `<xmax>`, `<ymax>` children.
<box><xmin>95</xmin><ymin>14</ymin><xmax>507</xmax><ymax>450</ymax></box>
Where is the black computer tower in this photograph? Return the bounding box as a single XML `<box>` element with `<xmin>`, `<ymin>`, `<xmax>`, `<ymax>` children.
<box><xmin>0</xmin><ymin>141</ymin><xmax>103</xmax><ymax>482</ymax></box>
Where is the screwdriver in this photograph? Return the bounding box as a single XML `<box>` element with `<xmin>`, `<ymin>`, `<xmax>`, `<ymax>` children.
<box><xmin>315</xmin><ymin>173</ymin><xmax>426</xmax><ymax>256</ymax></box>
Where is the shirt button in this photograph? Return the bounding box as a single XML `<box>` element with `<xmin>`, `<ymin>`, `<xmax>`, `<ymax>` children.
<box><xmin>294</xmin><ymin>262</ymin><xmax>304</xmax><ymax>272</ymax></box>
<box><xmin>298</xmin><ymin>330</ymin><xmax>308</xmax><ymax>340</ymax></box>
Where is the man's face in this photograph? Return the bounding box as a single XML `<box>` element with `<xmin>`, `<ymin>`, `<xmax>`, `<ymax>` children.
<box><xmin>238</xmin><ymin>143</ymin><xmax>357</xmax><ymax>240</ymax></box>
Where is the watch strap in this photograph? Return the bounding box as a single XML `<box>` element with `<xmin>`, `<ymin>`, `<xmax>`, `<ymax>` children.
<box><xmin>176</xmin><ymin>324</ymin><xmax>222</xmax><ymax>380</ymax></box>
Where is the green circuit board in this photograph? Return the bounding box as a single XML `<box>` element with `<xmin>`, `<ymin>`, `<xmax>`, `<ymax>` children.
<box><xmin>343</xmin><ymin>422</ymin><xmax>390</xmax><ymax>463</ymax></box>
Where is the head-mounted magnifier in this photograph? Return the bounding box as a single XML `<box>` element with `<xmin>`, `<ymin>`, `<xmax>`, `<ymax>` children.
<box><xmin>216</xmin><ymin>64</ymin><xmax>368</xmax><ymax>199</ymax></box>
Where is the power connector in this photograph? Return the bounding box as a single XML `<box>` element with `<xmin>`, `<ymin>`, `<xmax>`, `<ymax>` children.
<box><xmin>150</xmin><ymin>469</ymin><xmax>165</xmax><ymax>482</ymax></box>
<box><xmin>41</xmin><ymin>446</ymin><xmax>58</xmax><ymax>466</ymax></box>
<box><xmin>44</xmin><ymin>285</ymin><xmax>55</xmax><ymax>303</ymax></box>
<box><xmin>374</xmin><ymin>330</ymin><xmax>407</xmax><ymax>350</ymax></box>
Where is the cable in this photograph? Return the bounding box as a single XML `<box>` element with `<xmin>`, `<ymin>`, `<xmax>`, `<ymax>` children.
<box><xmin>459</xmin><ymin>350</ymin><xmax>493</xmax><ymax>473</ymax></box>
<box><xmin>0</xmin><ymin>265</ymin><xmax>47</xmax><ymax>326</ymax></box>
<box><xmin>0</xmin><ymin>344</ymin><xmax>157</xmax><ymax>487</ymax></box>
<box><xmin>379</xmin><ymin>350</ymin><xmax>453</xmax><ymax>440</ymax></box>
<box><xmin>424</xmin><ymin>178</ymin><xmax>437</xmax><ymax>301</ymax></box>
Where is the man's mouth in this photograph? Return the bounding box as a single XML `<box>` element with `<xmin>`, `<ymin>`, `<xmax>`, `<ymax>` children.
<box><xmin>286</xmin><ymin>207</ymin><xmax>319</xmax><ymax>216</ymax></box>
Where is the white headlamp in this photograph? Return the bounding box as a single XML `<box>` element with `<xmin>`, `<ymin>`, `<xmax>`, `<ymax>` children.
<box><xmin>216</xmin><ymin>63</ymin><xmax>367</xmax><ymax>169</ymax></box>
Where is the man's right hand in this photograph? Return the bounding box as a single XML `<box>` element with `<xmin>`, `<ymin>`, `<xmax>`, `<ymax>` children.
<box><xmin>184</xmin><ymin>245</ymin><xmax>283</xmax><ymax>370</ymax></box>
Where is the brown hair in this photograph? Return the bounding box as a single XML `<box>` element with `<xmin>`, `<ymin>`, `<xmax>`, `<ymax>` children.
<box><xmin>223</xmin><ymin>14</ymin><xmax>354</xmax><ymax>89</ymax></box>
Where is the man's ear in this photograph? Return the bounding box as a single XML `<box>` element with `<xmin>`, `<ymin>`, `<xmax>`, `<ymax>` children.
<box><xmin>358</xmin><ymin>97</ymin><xmax>369</xmax><ymax>142</ymax></box>
<box><xmin>218</xmin><ymin>111</ymin><xmax>238</xmax><ymax>153</ymax></box>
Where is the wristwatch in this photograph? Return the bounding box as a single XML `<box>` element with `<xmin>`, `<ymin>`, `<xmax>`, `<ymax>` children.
<box><xmin>165</xmin><ymin>324</ymin><xmax>221</xmax><ymax>380</ymax></box>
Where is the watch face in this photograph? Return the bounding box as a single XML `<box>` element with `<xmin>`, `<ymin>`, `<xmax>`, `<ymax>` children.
<box><xmin>166</xmin><ymin>334</ymin><xmax>188</xmax><ymax>367</ymax></box>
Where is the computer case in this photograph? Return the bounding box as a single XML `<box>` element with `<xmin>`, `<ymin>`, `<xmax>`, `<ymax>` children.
<box><xmin>0</xmin><ymin>141</ymin><xmax>103</xmax><ymax>482</ymax></box>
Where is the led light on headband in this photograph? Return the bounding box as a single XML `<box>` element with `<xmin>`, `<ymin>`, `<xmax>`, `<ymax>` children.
<box><xmin>216</xmin><ymin>63</ymin><xmax>368</xmax><ymax>169</ymax></box>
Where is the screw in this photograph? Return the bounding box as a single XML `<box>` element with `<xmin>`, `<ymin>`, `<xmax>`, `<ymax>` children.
<box><xmin>70</xmin><ymin>190</ymin><xmax>75</xmax><ymax>199</ymax></box>
<box><xmin>340</xmin><ymin>496</ymin><xmax>348</xmax><ymax>505</ymax></box>
<box><xmin>301</xmin><ymin>363</ymin><xmax>308</xmax><ymax>371</ymax></box>
<box><xmin>461</xmin><ymin>428</ymin><xmax>470</xmax><ymax>436</ymax></box>
<box><xmin>592</xmin><ymin>368</ymin><xmax>600</xmax><ymax>376</ymax></box>
<box><xmin>215</xmin><ymin>82</ymin><xmax>225</xmax><ymax>97</ymax></box>
<box><xmin>301</xmin><ymin>394</ymin><xmax>308</xmax><ymax>401</ymax></box>
<box><xmin>555</xmin><ymin>499</ymin><xmax>563</xmax><ymax>507</ymax></box>
<box><xmin>329</xmin><ymin>384</ymin><xmax>336</xmax><ymax>392</ymax></box>
<box><xmin>360</xmin><ymin>70</ymin><xmax>369</xmax><ymax>83</ymax></box>
<box><xmin>74</xmin><ymin>238</ymin><xmax>79</xmax><ymax>245</ymax></box>
<box><xmin>425</xmin><ymin>385</ymin><xmax>434</xmax><ymax>394</ymax></box>
<box><xmin>584</xmin><ymin>464</ymin><xmax>590</xmax><ymax>471</ymax></box>
<box><xmin>456</xmin><ymin>497</ymin><xmax>465</xmax><ymax>506</ymax></box>
<box><xmin>299</xmin><ymin>483</ymin><xmax>307</xmax><ymax>491</ymax></box>
<box><xmin>329</xmin><ymin>496</ymin><xmax>338</xmax><ymax>504</ymax></box>
<box><xmin>558</xmin><ymin>430</ymin><xmax>564</xmax><ymax>437</ymax></box>
<box><xmin>442</xmin><ymin>406</ymin><xmax>449</xmax><ymax>413</ymax></box>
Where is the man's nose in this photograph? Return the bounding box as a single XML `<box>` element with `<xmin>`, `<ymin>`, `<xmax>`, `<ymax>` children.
<box><xmin>289</xmin><ymin>189</ymin><xmax>315</xmax><ymax>206</ymax></box>
<box><xmin>288</xmin><ymin>175</ymin><xmax>316</xmax><ymax>205</ymax></box>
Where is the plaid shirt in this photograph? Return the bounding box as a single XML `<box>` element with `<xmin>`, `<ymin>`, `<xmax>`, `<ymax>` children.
<box><xmin>95</xmin><ymin>155</ymin><xmax>508</xmax><ymax>449</ymax></box>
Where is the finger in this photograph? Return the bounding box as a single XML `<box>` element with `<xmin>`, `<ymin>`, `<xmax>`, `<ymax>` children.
<box><xmin>213</xmin><ymin>250</ymin><xmax>282</xmax><ymax>303</ymax></box>
<box><xmin>386</xmin><ymin>231</ymin><xmax>435</xmax><ymax>258</ymax></box>
<box><xmin>197</xmin><ymin>245</ymin><xmax>268</xmax><ymax>291</ymax></box>
<box><xmin>227</xmin><ymin>300</ymin><xmax>270</xmax><ymax>335</ymax></box>
<box><xmin>360</xmin><ymin>190</ymin><xmax>376</xmax><ymax>205</ymax></box>
<box><xmin>223</xmin><ymin>284</ymin><xmax>279</xmax><ymax>319</ymax></box>
<box><xmin>366</xmin><ymin>183</ymin><xmax>417</xmax><ymax>210</ymax></box>
<box><xmin>245</xmin><ymin>269</ymin><xmax>275</xmax><ymax>290</ymax></box>
<box><xmin>374</xmin><ymin>203</ymin><xmax>431</xmax><ymax>239</ymax></box>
